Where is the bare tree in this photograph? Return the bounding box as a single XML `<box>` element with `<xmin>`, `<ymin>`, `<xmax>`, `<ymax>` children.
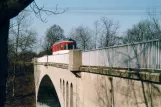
<box><xmin>99</xmin><ymin>17</ymin><xmax>119</xmax><ymax>48</ymax></box>
<box><xmin>8</xmin><ymin>10</ymin><xmax>37</xmax><ymax>97</ymax></box>
<box><xmin>123</xmin><ymin>19</ymin><xmax>161</xmax><ymax>44</ymax></box>
<box><xmin>43</xmin><ymin>24</ymin><xmax>65</xmax><ymax>54</ymax></box>
<box><xmin>69</xmin><ymin>26</ymin><xmax>92</xmax><ymax>50</ymax></box>
<box><xmin>9</xmin><ymin>11</ymin><xmax>37</xmax><ymax>52</ymax></box>
<box><xmin>148</xmin><ymin>9</ymin><xmax>161</xmax><ymax>35</ymax></box>
<box><xmin>92</xmin><ymin>20</ymin><xmax>100</xmax><ymax>49</ymax></box>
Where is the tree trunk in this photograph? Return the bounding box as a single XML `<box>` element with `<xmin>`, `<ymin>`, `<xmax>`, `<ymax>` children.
<box><xmin>0</xmin><ymin>19</ymin><xmax>9</xmax><ymax>107</ymax></box>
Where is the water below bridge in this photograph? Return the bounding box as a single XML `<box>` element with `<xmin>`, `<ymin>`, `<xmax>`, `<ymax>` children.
<box><xmin>37</xmin><ymin>102</ymin><xmax>60</xmax><ymax>107</ymax></box>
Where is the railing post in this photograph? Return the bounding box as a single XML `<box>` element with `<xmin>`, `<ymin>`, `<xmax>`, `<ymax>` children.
<box><xmin>68</xmin><ymin>50</ymin><xmax>82</xmax><ymax>71</ymax></box>
<box><xmin>33</xmin><ymin>57</ymin><xmax>38</xmax><ymax>106</ymax></box>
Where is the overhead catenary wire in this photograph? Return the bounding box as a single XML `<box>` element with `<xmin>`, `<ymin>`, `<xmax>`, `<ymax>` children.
<box><xmin>44</xmin><ymin>6</ymin><xmax>161</xmax><ymax>16</ymax></box>
<box><xmin>65</xmin><ymin>11</ymin><xmax>161</xmax><ymax>16</ymax></box>
<box><xmin>46</xmin><ymin>5</ymin><xmax>161</xmax><ymax>10</ymax></box>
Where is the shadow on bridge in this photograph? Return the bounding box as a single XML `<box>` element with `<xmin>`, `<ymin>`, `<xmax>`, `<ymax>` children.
<box><xmin>37</xmin><ymin>75</ymin><xmax>60</xmax><ymax>107</ymax></box>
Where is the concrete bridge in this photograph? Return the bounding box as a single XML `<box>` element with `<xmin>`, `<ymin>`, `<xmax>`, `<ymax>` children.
<box><xmin>34</xmin><ymin>40</ymin><xmax>161</xmax><ymax>107</ymax></box>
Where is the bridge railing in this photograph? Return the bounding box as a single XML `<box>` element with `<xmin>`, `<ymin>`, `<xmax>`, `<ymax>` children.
<box><xmin>36</xmin><ymin>50</ymin><xmax>82</xmax><ymax>71</ymax></box>
<box><xmin>37</xmin><ymin>53</ymin><xmax>69</xmax><ymax>64</ymax></box>
<box><xmin>82</xmin><ymin>39</ymin><xmax>161</xmax><ymax>69</ymax></box>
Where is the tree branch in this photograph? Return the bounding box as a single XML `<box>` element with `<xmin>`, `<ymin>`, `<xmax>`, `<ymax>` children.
<box><xmin>30</xmin><ymin>1</ymin><xmax>67</xmax><ymax>22</ymax></box>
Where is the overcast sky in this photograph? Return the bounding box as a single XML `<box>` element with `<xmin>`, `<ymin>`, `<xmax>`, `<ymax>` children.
<box><xmin>30</xmin><ymin>0</ymin><xmax>161</xmax><ymax>39</ymax></box>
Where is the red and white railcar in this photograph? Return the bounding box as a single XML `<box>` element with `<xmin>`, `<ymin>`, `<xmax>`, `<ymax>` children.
<box><xmin>52</xmin><ymin>39</ymin><xmax>77</xmax><ymax>54</ymax></box>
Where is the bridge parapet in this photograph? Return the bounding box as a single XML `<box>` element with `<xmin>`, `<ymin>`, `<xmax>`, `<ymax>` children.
<box><xmin>37</xmin><ymin>53</ymin><xmax>69</xmax><ymax>64</ymax></box>
<box><xmin>82</xmin><ymin>39</ymin><xmax>161</xmax><ymax>69</ymax></box>
<box><xmin>36</xmin><ymin>50</ymin><xmax>82</xmax><ymax>71</ymax></box>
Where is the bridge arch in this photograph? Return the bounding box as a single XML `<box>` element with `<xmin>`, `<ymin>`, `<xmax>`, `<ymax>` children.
<box><xmin>37</xmin><ymin>75</ymin><xmax>61</xmax><ymax>107</ymax></box>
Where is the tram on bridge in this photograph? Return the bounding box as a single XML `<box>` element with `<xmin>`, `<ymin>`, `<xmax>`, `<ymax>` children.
<box><xmin>52</xmin><ymin>39</ymin><xmax>77</xmax><ymax>53</ymax></box>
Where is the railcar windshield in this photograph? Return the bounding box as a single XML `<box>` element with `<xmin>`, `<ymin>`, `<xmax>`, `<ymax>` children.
<box><xmin>68</xmin><ymin>42</ymin><xmax>76</xmax><ymax>50</ymax></box>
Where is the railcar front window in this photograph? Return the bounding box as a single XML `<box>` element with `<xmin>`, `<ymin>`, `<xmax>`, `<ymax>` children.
<box><xmin>68</xmin><ymin>43</ymin><xmax>76</xmax><ymax>50</ymax></box>
<box><xmin>68</xmin><ymin>43</ymin><xmax>73</xmax><ymax>50</ymax></box>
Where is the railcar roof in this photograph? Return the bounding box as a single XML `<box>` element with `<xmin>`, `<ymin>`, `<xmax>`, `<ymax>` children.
<box><xmin>53</xmin><ymin>41</ymin><xmax>75</xmax><ymax>46</ymax></box>
<box><xmin>53</xmin><ymin>38</ymin><xmax>76</xmax><ymax>46</ymax></box>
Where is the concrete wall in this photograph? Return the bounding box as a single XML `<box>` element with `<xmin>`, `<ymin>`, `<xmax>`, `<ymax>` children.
<box><xmin>37</xmin><ymin>54</ymin><xmax>69</xmax><ymax>64</ymax></box>
<box><xmin>78</xmin><ymin>72</ymin><xmax>161</xmax><ymax>107</ymax></box>
<box><xmin>35</xmin><ymin>64</ymin><xmax>161</xmax><ymax>107</ymax></box>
